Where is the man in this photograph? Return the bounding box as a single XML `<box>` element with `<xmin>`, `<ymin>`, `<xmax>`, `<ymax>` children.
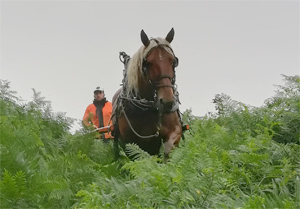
<box><xmin>83</xmin><ymin>87</ymin><xmax>113</xmax><ymax>140</ymax></box>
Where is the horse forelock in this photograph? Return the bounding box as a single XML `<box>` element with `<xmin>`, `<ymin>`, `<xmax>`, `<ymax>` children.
<box><xmin>126</xmin><ymin>37</ymin><xmax>175</xmax><ymax>97</ymax></box>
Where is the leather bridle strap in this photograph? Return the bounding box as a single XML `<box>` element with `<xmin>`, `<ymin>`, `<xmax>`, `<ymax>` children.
<box><xmin>153</xmin><ymin>75</ymin><xmax>174</xmax><ymax>89</ymax></box>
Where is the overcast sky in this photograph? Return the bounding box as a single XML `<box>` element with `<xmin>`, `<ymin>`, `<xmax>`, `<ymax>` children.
<box><xmin>1</xmin><ymin>0</ymin><xmax>299</xmax><ymax>131</ymax></box>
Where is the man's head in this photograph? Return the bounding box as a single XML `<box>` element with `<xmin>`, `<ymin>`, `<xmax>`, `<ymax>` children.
<box><xmin>94</xmin><ymin>87</ymin><xmax>105</xmax><ymax>101</ymax></box>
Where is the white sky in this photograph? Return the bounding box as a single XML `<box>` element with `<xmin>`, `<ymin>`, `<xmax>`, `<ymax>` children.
<box><xmin>1</xmin><ymin>0</ymin><xmax>299</xmax><ymax>131</ymax></box>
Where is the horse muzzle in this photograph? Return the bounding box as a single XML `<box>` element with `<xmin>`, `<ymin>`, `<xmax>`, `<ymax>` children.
<box><xmin>156</xmin><ymin>98</ymin><xmax>177</xmax><ymax>113</ymax></box>
<box><xmin>155</xmin><ymin>76</ymin><xmax>175</xmax><ymax>103</ymax></box>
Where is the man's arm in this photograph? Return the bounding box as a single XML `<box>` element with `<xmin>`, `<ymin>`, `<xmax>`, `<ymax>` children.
<box><xmin>82</xmin><ymin>106</ymin><xmax>95</xmax><ymax>128</ymax></box>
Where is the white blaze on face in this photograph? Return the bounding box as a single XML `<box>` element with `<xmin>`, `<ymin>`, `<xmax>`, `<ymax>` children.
<box><xmin>159</xmin><ymin>50</ymin><xmax>163</xmax><ymax>60</ymax></box>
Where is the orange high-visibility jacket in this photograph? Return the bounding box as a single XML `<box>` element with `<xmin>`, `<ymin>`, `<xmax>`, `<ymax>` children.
<box><xmin>83</xmin><ymin>101</ymin><xmax>113</xmax><ymax>139</ymax></box>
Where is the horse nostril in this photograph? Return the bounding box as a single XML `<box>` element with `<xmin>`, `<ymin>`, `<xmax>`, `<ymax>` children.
<box><xmin>162</xmin><ymin>100</ymin><xmax>174</xmax><ymax>110</ymax></box>
<box><xmin>159</xmin><ymin>98</ymin><xmax>164</xmax><ymax>104</ymax></box>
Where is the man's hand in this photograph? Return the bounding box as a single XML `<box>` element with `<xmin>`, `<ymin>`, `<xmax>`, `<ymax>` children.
<box><xmin>93</xmin><ymin>125</ymin><xmax>98</xmax><ymax>129</ymax></box>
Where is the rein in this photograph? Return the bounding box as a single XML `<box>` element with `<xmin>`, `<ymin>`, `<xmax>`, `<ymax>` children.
<box><xmin>121</xmin><ymin>105</ymin><xmax>160</xmax><ymax>139</ymax></box>
<box><xmin>119</xmin><ymin>96</ymin><xmax>180</xmax><ymax>139</ymax></box>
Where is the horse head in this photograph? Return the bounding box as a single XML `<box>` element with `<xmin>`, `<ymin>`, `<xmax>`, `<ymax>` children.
<box><xmin>141</xmin><ymin>28</ymin><xmax>178</xmax><ymax>109</ymax></box>
<box><xmin>138</xmin><ymin>28</ymin><xmax>179</xmax><ymax>109</ymax></box>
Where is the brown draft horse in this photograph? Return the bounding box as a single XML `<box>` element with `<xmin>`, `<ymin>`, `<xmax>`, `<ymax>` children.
<box><xmin>112</xmin><ymin>28</ymin><xmax>182</xmax><ymax>160</ymax></box>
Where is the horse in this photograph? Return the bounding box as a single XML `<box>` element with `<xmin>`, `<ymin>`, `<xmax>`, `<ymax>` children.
<box><xmin>112</xmin><ymin>28</ymin><xmax>183</xmax><ymax>160</ymax></box>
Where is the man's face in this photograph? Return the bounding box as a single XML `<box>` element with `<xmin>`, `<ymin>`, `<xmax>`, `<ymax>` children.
<box><xmin>94</xmin><ymin>91</ymin><xmax>104</xmax><ymax>101</ymax></box>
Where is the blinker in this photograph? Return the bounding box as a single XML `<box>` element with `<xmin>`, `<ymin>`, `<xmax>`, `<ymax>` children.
<box><xmin>173</xmin><ymin>57</ymin><xmax>179</xmax><ymax>68</ymax></box>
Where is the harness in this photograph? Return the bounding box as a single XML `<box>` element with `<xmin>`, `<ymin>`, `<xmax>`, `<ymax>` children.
<box><xmin>115</xmin><ymin>43</ymin><xmax>182</xmax><ymax>139</ymax></box>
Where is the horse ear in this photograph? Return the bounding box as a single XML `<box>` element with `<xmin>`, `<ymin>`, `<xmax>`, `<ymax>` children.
<box><xmin>165</xmin><ymin>28</ymin><xmax>175</xmax><ymax>43</ymax></box>
<box><xmin>141</xmin><ymin>29</ymin><xmax>150</xmax><ymax>47</ymax></box>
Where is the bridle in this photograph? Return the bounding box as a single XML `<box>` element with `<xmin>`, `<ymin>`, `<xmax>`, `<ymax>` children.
<box><xmin>153</xmin><ymin>75</ymin><xmax>175</xmax><ymax>89</ymax></box>
<box><xmin>141</xmin><ymin>38</ymin><xmax>179</xmax><ymax>92</ymax></box>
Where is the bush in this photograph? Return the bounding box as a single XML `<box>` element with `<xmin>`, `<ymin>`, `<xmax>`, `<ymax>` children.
<box><xmin>1</xmin><ymin>75</ymin><xmax>299</xmax><ymax>208</ymax></box>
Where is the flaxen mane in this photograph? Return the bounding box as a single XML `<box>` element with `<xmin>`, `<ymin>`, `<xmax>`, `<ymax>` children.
<box><xmin>126</xmin><ymin>37</ymin><xmax>175</xmax><ymax>97</ymax></box>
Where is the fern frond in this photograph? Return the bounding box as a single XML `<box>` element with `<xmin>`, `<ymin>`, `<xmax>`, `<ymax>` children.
<box><xmin>125</xmin><ymin>143</ymin><xmax>150</xmax><ymax>160</ymax></box>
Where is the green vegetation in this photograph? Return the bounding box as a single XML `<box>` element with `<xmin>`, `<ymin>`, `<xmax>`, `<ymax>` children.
<box><xmin>1</xmin><ymin>75</ymin><xmax>299</xmax><ymax>208</ymax></box>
